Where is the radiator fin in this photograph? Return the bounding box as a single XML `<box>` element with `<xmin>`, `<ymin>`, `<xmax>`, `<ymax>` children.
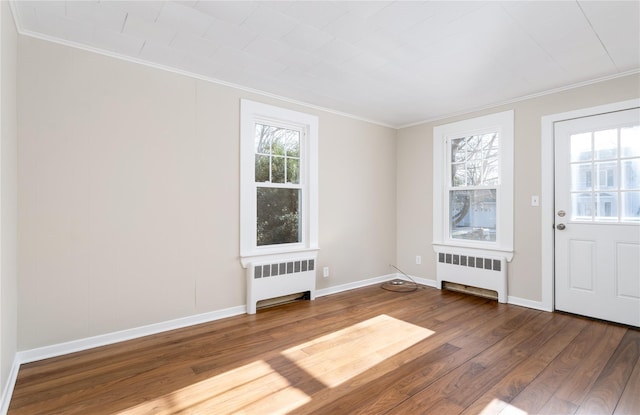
<box><xmin>254</xmin><ymin>259</ymin><xmax>314</xmax><ymax>279</ymax></box>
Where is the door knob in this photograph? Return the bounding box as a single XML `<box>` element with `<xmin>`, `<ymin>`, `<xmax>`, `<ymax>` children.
<box><xmin>556</xmin><ymin>223</ymin><xmax>566</xmax><ymax>230</ymax></box>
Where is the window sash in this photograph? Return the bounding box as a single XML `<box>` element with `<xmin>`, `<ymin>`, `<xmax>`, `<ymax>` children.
<box><xmin>253</xmin><ymin>121</ymin><xmax>307</xmax><ymax>250</ymax></box>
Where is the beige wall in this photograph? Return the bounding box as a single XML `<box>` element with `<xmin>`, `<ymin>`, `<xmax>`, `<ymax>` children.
<box><xmin>17</xmin><ymin>36</ymin><xmax>397</xmax><ymax>350</ymax></box>
<box><xmin>1</xmin><ymin>0</ymin><xmax>19</xmax><ymax>396</ymax></box>
<box><xmin>397</xmin><ymin>73</ymin><xmax>640</xmax><ymax>302</ymax></box>
<box><xmin>14</xmin><ymin>28</ymin><xmax>640</xmax><ymax>352</ymax></box>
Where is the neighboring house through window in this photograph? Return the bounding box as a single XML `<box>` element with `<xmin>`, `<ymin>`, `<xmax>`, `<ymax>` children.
<box><xmin>569</xmin><ymin>125</ymin><xmax>640</xmax><ymax>222</ymax></box>
<box><xmin>433</xmin><ymin>110</ymin><xmax>514</xmax><ymax>260</ymax></box>
<box><xmin>240</xmin><ymin>100</ymin><xmax>319</xmax><ymax>267</ymax></box>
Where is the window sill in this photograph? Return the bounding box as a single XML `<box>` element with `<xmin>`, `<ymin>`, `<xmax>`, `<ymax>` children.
<box><xmin>240</xmin><ymin>248</ymin><xmax>320</xmax><ymax>268</ymax></box>
<box><xmin>432</xmin><ymin>243</ymin><xmax>514</xmax><ymax>262</ymax></box>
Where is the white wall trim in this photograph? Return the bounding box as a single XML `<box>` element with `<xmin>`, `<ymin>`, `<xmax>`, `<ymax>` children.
<box><xmin>316</xmin><ymin>273</ymin><xmax>439</xmax><ymax>298</ymax></box>
<box><xmin>433</xmin><ymin>110</ymin><xmax>515</xmax><ymax>256</ymax></box>
<box><xmin>240</xmin><ymin>99</ymin><xmax>319</xmax><ymax>262</ymax></box>
<box><xmin>400</xmin><ymin>69</ymin><xmax>640</xmax><ymax>129</ymax></box>
<box><xmin>10</xmin><ymin>6</ymin><xmax>638</xmax><ymax>131</ymax></box>
<box><xmin>17</xmin><ymin>305</ymin><xmax>246</xmax><ymax>365</ymax></box>
<box><xmin>507</xmin><ymin>296</ymin><xmax>551</xmax><ymax>312</ymax></box>
<box><xmin>316</xmin><ymin>273</ymin><xmax>398</xmax><ymax>297</ymax></box>
<box><xmin>0</xmin><ymin>356</ymin><xmax>19</xmax><ymax>415</ymax></box>
<box><xmin>411</xmin><ymin>276</ymin><xmax>439</xmax><ymax>288</ymax></box>
<box><xmin>540</xmin><ymin>98</ymin><xmax>640</xmax><ymax>314</ymax></box>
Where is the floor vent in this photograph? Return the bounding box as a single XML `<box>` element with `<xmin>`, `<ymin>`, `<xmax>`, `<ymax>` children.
<box><xmin>436</xmin><ymin>250</ymin><xmax>507</xmax><ymax>303</ymax></box>
<box><xmin>256</xmin><ymin>292</ymin><xmax>310</xmax><ymax>310</ymax></box>
<box><xmin>246</xmin><ymin>259</ymin><xmax>316</xmax><ymax>314</ymax></box>
<box><xmin>443</xmin><ymin>281</ymin><xmax>498</xmax><ymax>301</ymax></box>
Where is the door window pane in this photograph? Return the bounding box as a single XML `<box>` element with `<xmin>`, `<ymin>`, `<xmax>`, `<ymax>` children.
<box><xmin>572</xmin><ymin>193</ymin><xmax>593</xmax><ymax>219</ymax></box>
<box><xmin>567</xmin><ymin>121</ymin><xmax>639</xmax><ymax>223</ymax></box>
<box><xmin>622</xmin><ymin>159</ymin><xmax>640</xmax><ymax>190</ymax></box>
<box><xmin>594</xmin><ymin>192</ymin><xmax>617</xmax><ymax>219</ymax></box>
<box><xmin>571</xmin><ymin>163</ymin><xmax>592</xmax><ymax>191</ymax></box>
<box><xmin>595</xmin><ymin>161</ymin><xmax>617</xmax><ymax>190</ymax></box>
<box><xmin>622</xmin><ymin>192</ymin><xmax>640</xmax><ymax>221</ymax></box>
<box><xmin>257</xmin><ymin>188</ymin><xmax>301</xmax><ymax>246</ymax></box>
<box><xmin>594</xmin><ymin>129</ymin><xmax>617</xmax><ymax>160</ymax></box>
<box><xmin>449</xmin><ymin>190</ymin><xmax>496</xmax><ymax>242</ymax></box>
<box><xmin>571</xmin><ymin>132</ymin><xmax>592</xmax><ymax>161</ymax></box>
<box><xmin>621</xmin><ymin>126</ymin><xmax>640</xmax><ymax>157</ymax></box>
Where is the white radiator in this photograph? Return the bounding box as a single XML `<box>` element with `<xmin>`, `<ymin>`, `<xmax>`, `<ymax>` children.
<box><xmin>436</xmin><ymin>250</ymin><xmax>507</xmax><ymax>303</ymax></box>
<box><xmin>246</xmin><ymin>258</ymin><xmax>316</xmax><ymax>314</ymax></box>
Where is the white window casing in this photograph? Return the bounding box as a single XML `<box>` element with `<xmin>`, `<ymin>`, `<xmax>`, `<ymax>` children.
<box><xmin>240</xmin><ymin>100</ymin><xmax>319</xmax><ymax>267</ymax></box>
<box><xmin>433</xmin><ymin>110</ymin><xmax>514</xmax><ymax>261</ymax></box>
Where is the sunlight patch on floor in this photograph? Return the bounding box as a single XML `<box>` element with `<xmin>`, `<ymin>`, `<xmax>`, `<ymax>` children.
<box><xmin>479</xmin><ymin>398</ymin><xmax>528</xmax><ymax>415</ymax></box>
<box><xmin>282</xmin><ymin>314</ymin><xmax>434</xmax><ymax>388</ymax></box>
<box><xmin>118</xmin><ymin>314</ymin><xmax>433</xmax><ymax>414</ymax></box>
<box><xmin>118</xmin><ymin>359</ymin><xmax>311</xmax><ymax>414</ymax></box>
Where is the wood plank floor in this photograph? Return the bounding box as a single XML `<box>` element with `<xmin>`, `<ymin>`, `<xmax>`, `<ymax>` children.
<box><xmin>8</xmin><ymin>284</ymin><xmax>640</xmax><ymax>415</ymax></box>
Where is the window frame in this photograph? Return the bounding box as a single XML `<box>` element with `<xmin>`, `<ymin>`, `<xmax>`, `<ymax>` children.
<box><xmin>433</xmin><ymin>110</ymin><xmax>514</xmax><ymax>260</ymax></box>
<box><xmin>240</xmin><ymin>100</ymin><xmax>319</xmax><ymax>266</ymax></box>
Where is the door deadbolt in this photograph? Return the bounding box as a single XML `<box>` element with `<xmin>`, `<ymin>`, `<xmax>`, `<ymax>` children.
<box><xmin>557</xmin><ymin>210</ymin><xmax>566</xmax><ymax>217</ymax></box>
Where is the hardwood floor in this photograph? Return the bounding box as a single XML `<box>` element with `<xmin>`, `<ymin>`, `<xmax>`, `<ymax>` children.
<box><xmin>8</xmin><ymin>284</ymin><xmax>640</xmax><ymax>414</ymax></box>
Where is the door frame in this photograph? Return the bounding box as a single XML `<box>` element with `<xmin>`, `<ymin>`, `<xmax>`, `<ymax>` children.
<box><xmin>540</xmin><ymin>98</ymin><xmax>640</xmax><ymax>312</ymax></box>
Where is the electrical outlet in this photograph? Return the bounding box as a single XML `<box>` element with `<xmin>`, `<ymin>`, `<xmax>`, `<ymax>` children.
<box><xmin>323</xmin><ymin>267</ymin><xmax>330</xmax><ymax>278</ymax></box>
<box><xmin>416</xmin><ymin>255</ymin><xmax>422</xmax><ymax>265</ymax></box>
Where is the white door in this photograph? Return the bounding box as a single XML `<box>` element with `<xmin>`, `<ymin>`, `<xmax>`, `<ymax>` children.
<box><xmin>554</xmin><ymin>107</ymin><xmax>640</xmax><ymax>327</ymax></box>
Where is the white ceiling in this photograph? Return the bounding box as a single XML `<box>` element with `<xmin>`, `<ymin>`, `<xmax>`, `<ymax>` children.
<box><xmin>10</xmin><ymin>1</ymin><xmax>640</xmax><ymax>127</ymax></box>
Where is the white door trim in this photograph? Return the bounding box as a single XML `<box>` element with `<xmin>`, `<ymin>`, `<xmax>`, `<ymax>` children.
<box><xmin>540</xmin><ymin>98</ymin><xmax>640</xmax><ymax>313</ymax></box>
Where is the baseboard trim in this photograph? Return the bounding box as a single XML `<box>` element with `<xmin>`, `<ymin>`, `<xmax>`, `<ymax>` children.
<box><xmin>411</xmin><ymin>276</ymin><xmax>439</xmax><ymax>288</ymax></box>
<box><xmin>17</xmin><ymin>305</ymin><xmax>247</xmax><ymax>365</ymax></box>
<box><xmin>507</xmin><ymin>295</ymin><xmax>551</xmax><ymax>312</ymax></box>
<box><xmin>316</xmin><ymin>273</ymin><xmax>398</xmax><ymax>297</ymax></box>
<box><xmin>316</xmin><ymin>273</ymin><xmax>439</xmax><ymax>298</ymax></box>
<box><xmin>0</xmin><ymin>356</ymin><xmax>20</xmax><ymax>415</ymax></box>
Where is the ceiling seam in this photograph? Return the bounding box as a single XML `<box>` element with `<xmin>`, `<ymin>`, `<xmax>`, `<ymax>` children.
<box><xmin>576</xmin><ymin>0</ymin><xmax>618</xmax><ymax>71</ymax></box>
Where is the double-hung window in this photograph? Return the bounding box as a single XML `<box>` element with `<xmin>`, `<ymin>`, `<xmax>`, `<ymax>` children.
<box><xmin>433</xmin><ymin>110</ymin><xmax>514</xmax><ymax>259</ymax></box>
<box><xmin>240</xmin><ymin>100</ymin><xmax>318</xmax><ymax>266</ymax></box>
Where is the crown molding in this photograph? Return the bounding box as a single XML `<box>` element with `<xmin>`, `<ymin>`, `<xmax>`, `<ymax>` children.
<box><xmin>398</xmin><ymin>69</ymin><xmax>640</xmax><ymax>129</ymax></box>
<box><xmin>9</xmin><ymin>4</ymin><xmax>395</xmax><ymax>129</ymax></box>
<box><xmin>8</xmin><ymin>1</ymin><xmax>640</xmax><ymax>131</ymax></box>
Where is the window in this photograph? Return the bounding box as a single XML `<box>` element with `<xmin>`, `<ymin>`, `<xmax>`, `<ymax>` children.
<box><xmin>433</xmin><ymin>110</ymin><xmax>514</xmax><ymax>259</ymax></box>
<box><xmin>240</xmin><ymin>100</ymin><xmax>318</xmax><ymax>265</ymax></box>
<box><xmin>569</xmin><ymin>125</ymin><xmax>640</xmax><ymax>222</ymax></box>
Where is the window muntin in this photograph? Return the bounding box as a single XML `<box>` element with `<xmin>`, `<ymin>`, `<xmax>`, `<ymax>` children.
<box><xmin>569</xmin><ymin>124</ymin><xmax>640</xmax><ymax>222</ymax></box>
